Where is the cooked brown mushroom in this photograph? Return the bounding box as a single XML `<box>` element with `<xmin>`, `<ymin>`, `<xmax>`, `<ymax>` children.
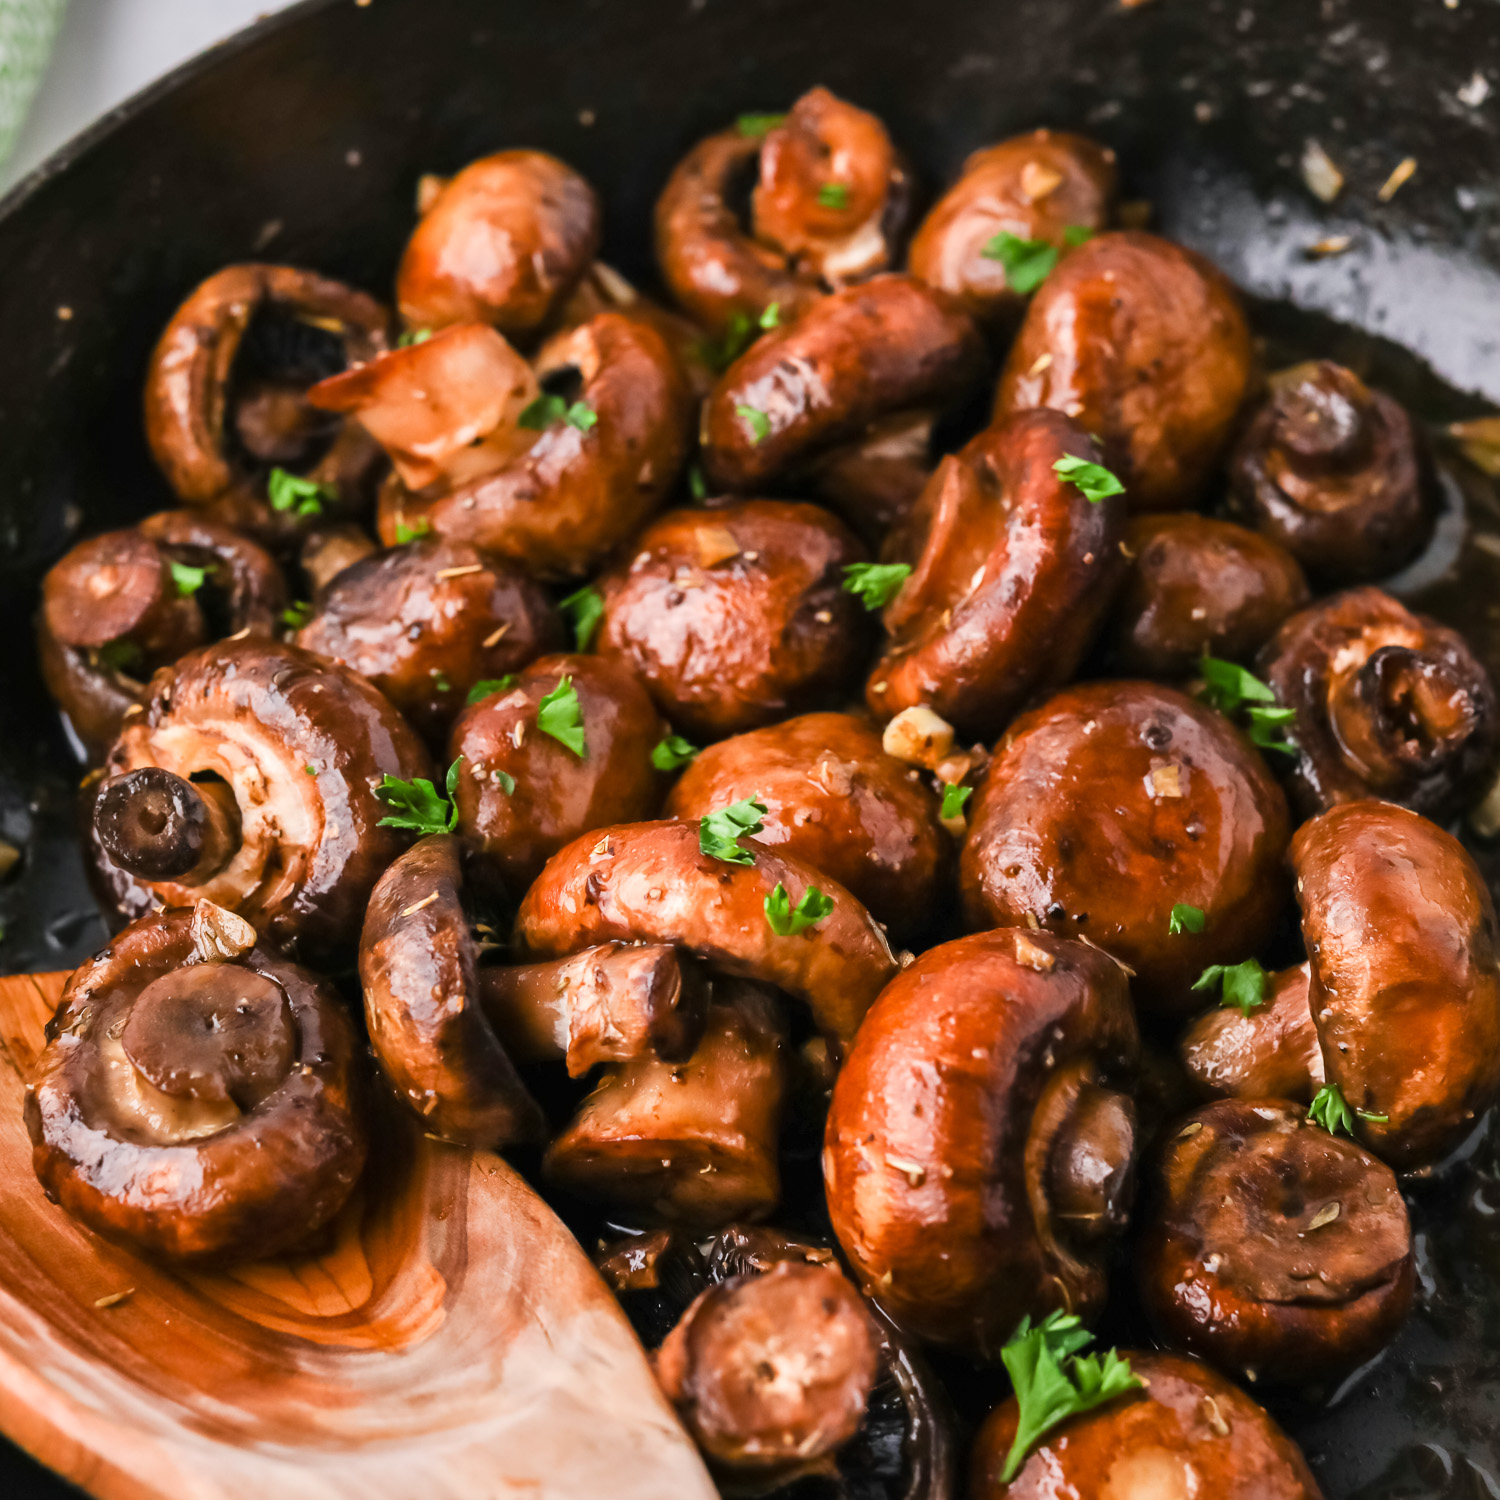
<box><xmin>294</xmin><ymin>538</ymin><xmax>562</xmax><ymax>743</ymax></box>
<box><xmin>1259</xmin><ymin>586</ymin><xmax>1498</xmax><ymax>822</ymax></box>
<box><xmin>545</xmin><ymin>980</ymin><xmax>788</xmax><ymax>1227</ymax></box>
<box><xmin>595</xmin><ymin>501</ymin><xmax>868</xmax><ymax>741</ymax></box>
<box><xmin>26</xmin><ymin>903</ymin><xmax>366</xmax><ymax>1262</ymax></box>
<box><xmin>1110</xmin><ymin>514</ymin><xmax>1310</xmax><ymax>679</ymax></box>
<box><xmin>1179</xmin><ymin>963</ymin><xmax>1324</xmax><ymax>1105</ymax></box>
<box><xmin>663</xmin><ymin>712</ymin><xmax>945</xmax><ymax>945</ymax></box>
<box><xmin>86</xmin><ymin>638</ymin><xmax>431</xmax><ymax>963</ymax></box>
<box><xmin>143</xmin><ymin>263</ymin><xmax>390</xmax><ymax>523</ymax></box>
<box><xmin>1228</xmin><ymin>361</ymin><xmax>1433</xmax><ymax>584</ymax></box>
<box><xmin>1139</xmin><ymin>1099</ymin><xmax>1414</xmax><ymax>1386</ymax></box>
<box><xmin>516</xmin><ymin>819</ymin><xmax>898</xmax><ymax>1049</ymax></box>
<box><xmin>449</xmin><ymin>654</ymin><xmax>668</xmax><ymax>894</ymax></box>
<box><xmin>970</xmin><ymin>1351</ymin><xmax>1322</xmax><ymax>1498</ymax></box>
<box><xmin>1293</xmin><ymin>799</ymin><xmax>1500</xmax><ymax>1168</ymax></box>
<box><xmin>298</xmin><ymin>522</ymin><xmax>379</xmax><ymax>598</ymax></box>
<box><xmin>824</xmin><ymin>928</ymin><xmax>1139</xmax><ymax>1359</ymax></box>
<box><xmin>994</xmin><ymin>231</ymin><xmax>1252</xmax><ymax>511</ymax></box>
<box><xmin>960</xmin><ymin>681</ymin><xmax>1292</xmax><ymax>1016</ymax></box>
<box><xmin>908</xmin><ymin>129</ymin><xmax>1118</xmax><ymax>329</ymax></box>
<box><xmin>395</xmin><ymin>150</ymin><xmax>601</xmax><ymax>339</ymax></box>
<box><xmin>359</xmin><ymin>835</ymin><xmax>706</xmax><ymax>1145</ymax></box>
<box><xmin>864</xmin><ymin>409</ymin><xmax>1127</xmax><ymax>741</ymax></box>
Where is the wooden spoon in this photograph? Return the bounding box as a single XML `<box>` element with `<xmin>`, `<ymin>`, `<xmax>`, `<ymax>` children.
<box><xmin>0</xmin><ymin>971</ymin><xmax>717</xmax><ymax>1500</ymax></box>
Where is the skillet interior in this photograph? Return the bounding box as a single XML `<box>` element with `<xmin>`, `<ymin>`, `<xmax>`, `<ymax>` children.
<box><xmin>0</xmin><ymin>0</ymin><xmax>1498</xmax><ymax>1494</ymax></box>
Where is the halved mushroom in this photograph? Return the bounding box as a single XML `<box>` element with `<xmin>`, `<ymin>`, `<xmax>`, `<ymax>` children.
<box><xmin>516</xmin><ymin>819</ymin><xmax>898</xmax><ymax>1048</ymax></box>
<box><xmin>545</xmin><ymin>980</ymin><xmax>787</xmax><ymax>1227</ymax></box>
<box><xmin>396</xmin><ymin>150</ymin><xmax>601</xmax><ymax>339</ymax></box>
<box><xmin>699</xmin><ymin>276</ymin><xmax>985</xmax><ymax>510</ymax></box>
<box><xmin>1258</xmin><ymin>587</ymin><xmax>1498</xmax><ymax>822</ymax></box>
<box><xmin>295</xmin><ymin>537</ymin><xmax>562</xmax><ymax>743</ymax></box>
<box><xmin>143</xmin><ymin>263</ymin><xmax>390</xmax><ymax>522</ymax></box>
<box><xmin>970</xmin><ymin>1351</ymin><xmax>1322</xmax><ymax>1498</ymax></box>
<box><xmin>1140</xmin><ymin>1099</ymin><xmax>1414</xmax><ymax>1386</ymax></box>
<box><xmin>1180</xmin><ymin>963</ymin><xmax>1324</xmax><ymax>1105</ymax></box>
<box><xmin>908</xmin><ymin>129</ymin><xmax>1118</xmax><ymax>330</ymax></box>
<box><xmin>449</xmin><ymin>653</ymin><xmax>668</xmax><ymax>894</ymax></box>
<box><xmin>1228</xmin><ymin>361</ymin><xmax>1433</xmax><ymax>584</ymax></box>
<box><xmin>824</xmin><ymin>928</ymin><xmax>1139</xmax><ymax>1359</ymax></box>
<box><xmin>359</xmin><ymin>835</ymin><xmax>706</xmax><ymax>1145</ymax></box>
<box><xmin>995</xmin><ymin>231</ymin><xmax>1252</xmax><ymax>511</ymax></box>
<box><xmin>864</xmin><ymin>409</ymin><xmax>1127</xmax><ymax>741</ymax></box>
<box><xmin>595</xmin><ymin>501</ymin><xmax>869</xmax><ymax>741</ymax></box>
<box><xmin>26</xmin><ymin>903</ymin><xmax>366</xmax><ymax>1262</ymax></box>
<box><xmin>664</xmin><ymin>712</ymin><xmax>945</xmax><ymax>945</ymax></box>
<box><xmin>960</xmin><ymin>681</ymin><xmax>1292</xmax><ymax>1016</ymax></box>
<box><xmin>86</xmin><ymin>639</ymin><xmax>431</xmax><ymax>963</ymax></box>
<box><xmin>1293</xmin><ymin>799</ymin><xmax>1500</xmax><ymax>1168</ymax></box>
<box><xmin>371</xmin><ymin>312</ymin><xmax>694</xmax><ymax>579</ymax></box>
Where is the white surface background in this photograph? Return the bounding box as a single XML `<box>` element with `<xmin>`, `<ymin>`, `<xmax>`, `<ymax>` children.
<box><xmin>2</xmin><ymin>0</ymin><xmax>297</xmax><ymax>191</ymax></box>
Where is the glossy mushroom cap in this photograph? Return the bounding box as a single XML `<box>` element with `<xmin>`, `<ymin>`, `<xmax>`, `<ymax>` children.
<box><xmin>960</xmin><ymin>681</ymin><xmax>1291</xmax><ymax>1015</ymax></box>
<box><xmin>449</xmin><ymin>653</ymin><xmax>668</xmax><ymax>894</ymax></box>
<box><xmin>295</xmin><ymin>538</ymin><xmax>563</xmax><ymax>743</ymax></box>
<box><xmin>824</xmin><ymin>928</ymin><xmax>1139</xmax><ymax>1358</ymax></box>
<box><xmin>596</xmin><ymin>501</ymin><xmax>869</xmax><ymax>741</ymax></box>
<box><xmin>1111</xmin><ymin>514</ymin><xmax>1310</xmax><ymax>678</ymax></box>
<box><xmin>655</xmin><ymin>1261</ymin><xmax>881</xmax><ymax>1471</ymax></box>
<box><xmin>1259</xmin><ymin>587</ymin><xmax>1498</xmax><ymax>822</ymax></box>
<box><xmin>1229</xmin><ymin>361</ymin><xmax>1433</xmax><ymax>583</ymax></box>
<box><xmin>26</xmin><ymin>904</ymin><xmax>366</xmax><ymax>1263</ymax></box>
<box><xmin>664</xmin><ymin>712</ymin><xmax>945</xmax><ymax>945</ymax></box>
<box><xmin>969</xmin><ymin>1352</ymin><xmax>1323</xmax><ymax>1499</ymax></box>
<box><xmin>995</xmin><ymin>231</ymin><xmax>1252</xmax><ymax>511</ymax></box>
<box><xmin>909</xmin><ymin>129</ymin><xmax>1118</xmax><ymax>329</ymax></box>
<box><xmin>1292</xmin><ymin>800</ymin><xmax>1500</xmax><ymax>1168</ymax></box>
<box><xmin>865</xmin><ymin>409</ymin><xmax>1127</xmax><ymax>741</ymax></box>
<box><xmin>1180</xmin><ymin>963</ymin><xmax>1324</xmax><ymax>1105</ymax></box>
<box><xmin>1140</xmin><ymin>1099</ymin><xmax>1414</xmax><ymax>1385</ymax></box>
<box><xmin>396</xmin><ymin>149</ymin><xmax>601</xmax><ymax>338</ymax></box>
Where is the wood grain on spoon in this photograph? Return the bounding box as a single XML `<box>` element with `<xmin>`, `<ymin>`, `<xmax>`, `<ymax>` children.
<box><xmin>0</xmin><ymin>970</ymin><xmax>716</xmax><ymax>1500</ymax></box>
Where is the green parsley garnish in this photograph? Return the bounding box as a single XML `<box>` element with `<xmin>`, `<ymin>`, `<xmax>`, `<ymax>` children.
<box><xmin>1053</xmin><ymin>454</ymin><xmax>1126</xmax><ymax>503</ymax></box>
<box><xmin>268</xmin><ymin>467</ymin><xmax>336</xmax><ymax>518</ymax></box>
<box><xmin>701</xmin><ymin>300</ymin><xmax>784</xmax><ymax>372</ymax></box>
<box><xmin>559</xmin><ymin>585</ymin><xmax>604</xmax><ymax>651</ymax></box>
<box><xmin>981</xmin><ymin>232</ymin><xmax>1059</xmax><ymax>294</ymax></box>
<box><xmin>1197</xmin><ymin>655</ymin><xmax>1297</xmax><ymax>756</ymax></box>
<box><xmin>397</xmin><ymin>327</ymin><xmax>433</xmax><ymax>347</ymax></box>
<box><xmin>519</xmin><ymin>394</ymin><xmax>597</xmax><ymax>432</ymax></box>
<box><xmin>651</xmin><ymin>734</ymin><xmax>700</xmax><ymax>772</ymax></box>
<box><xmin>466</xmin><ymin>675</ymin><xmax>516</xmax><ymax>706</ymax></box>
<box><xmin>1063</xmin><ymin>225</ymin><xmax>1096</xmax><ymax>247</ymax></box>
<box><xmin>841</xmin><ymin>561</ymin><xmax>911</xmax><ymax>611</ymax></box>
<box><xmin>737</xmin><ymin>112</ymin><xmax>786</xmax><ymax>138</ymax></box>
<box><xmin>394</xmin><ymin>517</ymin><xmax>432</xmax><ymax>544</ymax></box>
<box><xmin>375</xmin><ymin>757</ymin><xmax>462</xmax><ymax>835</ymax></box>
<box><xmin>537</xmin><ymin>676</ymin><xmax>587</xmax><ymax>758</ymax></box>
<box><xmin>699</xmin><ymin>796</ymin><xmax>768</xmax><ymax>866</ymax></box>
<box><xmin>764</xmin><ymin>882</ymin><xmax>835</xmax><ymax>936</ymax></box>
<box><xmin>97</xmin><ymin>640</ymin><xmax>143</xmax><ymax>674</ymax></box>
<box><xmin>1192</xmin><ymin>957</ymin><xmax>1268</xmax><ymax>1016</ymax></box>
<box><xmin>736</xmin><ymin>404</ymin><xmax>772</xmax><ymax>445</ymax></box>
<box><xmin>305</xmin><ymin>764</ymin><xmax>317</xmax><ymax>777</ymax></box>
<box><xmin>492</xmin><ymin>769</ymin><xmax>516</xmax><ymax>795</ymax></box>
<box><xmin>281</xmin><ymin>600</ymin><xmax>313</xmax><ymax>631</ymax></box>
<box><xmin>759</xmin><ymin>302</ymin><xmax>781</xmax><ymax>330</ymax></box>
<box><xmin>1309</xmin><ymin>1083</ymin><xmax>1389</xmax><ymax>1136</ymax></box>
<box><xmin>940</xmin><ymin>783</ymin><xmax>973</xmax><ymax>821</ymax></box>
<box><xmin>999</xmin><ymin>1311</ymin><xmax>1142</xmax><ymax>1483</ymax></box>
<box><xmin>1169</xmin><ymin>903</ymin><xmax>1206</xmax><ymax>936</ymax></box>
<box><xmin>169</xmin><ymin>561</ymin><xmax>208</xmax><ymax>597</ymax></box>
<box><xmin>818</xmin><ymin>182</ymin><xmax>851</xmax><ymax>210</ymax></box>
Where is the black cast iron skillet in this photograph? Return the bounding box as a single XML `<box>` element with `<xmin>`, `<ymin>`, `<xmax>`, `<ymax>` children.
<box><xmin>1</xmin><ymin>0</ymin><xmax>1498</xmax><ymax>1494</ymax></box>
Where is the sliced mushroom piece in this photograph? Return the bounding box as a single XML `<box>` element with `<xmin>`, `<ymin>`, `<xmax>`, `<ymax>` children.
<box><xmin>545</xmin><ymin>981</ymin><xmax>787</xmax><ymax>1228</ymax></box>
<box><xmin>1180</xmin><ymin>963</ymin><xmax>1324</xmax><ymax>1105</ymax></box>
<box><xmin>25</xmin><ymin>906</ymin><xmax>366</xmax><ymax>1263</ymax></box>
<box><xmin>516</xmin><ymin>819</ymin><xmax>898</xmax><ymax>1048</ymax></box>
<box><xmin>1140</xmin><ymin>1099</ymin><xmax>1414</xmax><ymax>1385</ymax></box>
<box><xmin>824</xmin><ymin>928</ymin><xmax>1139</xmax><ymax>1359</ymax></box>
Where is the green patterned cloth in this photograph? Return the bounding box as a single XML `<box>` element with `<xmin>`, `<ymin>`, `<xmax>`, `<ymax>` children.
<box><xmin>0</xmin><ymin>0</ymin><xmax>65</xmax><ymax>168</ymax></box>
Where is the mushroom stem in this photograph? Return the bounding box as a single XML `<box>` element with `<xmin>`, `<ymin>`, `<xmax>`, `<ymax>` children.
<box><xmin>95</xmin><ymin>767</ymin><xmax>241</xmax><ymax>884</ymax></box>
<box><xmin>479</xmin><ymin>943</ymin><xmax>708</xmax><ymax>1078</ymax></box>
<box><xmin>1046</xmin><ymin>1082</ymin><xmax>1138</xmax><ymax>1242</ymax></box>
<box><xmin>1267</xmin><ymin>361</ymin><xmax>1376</xmax><ymax>472</ymax></box>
